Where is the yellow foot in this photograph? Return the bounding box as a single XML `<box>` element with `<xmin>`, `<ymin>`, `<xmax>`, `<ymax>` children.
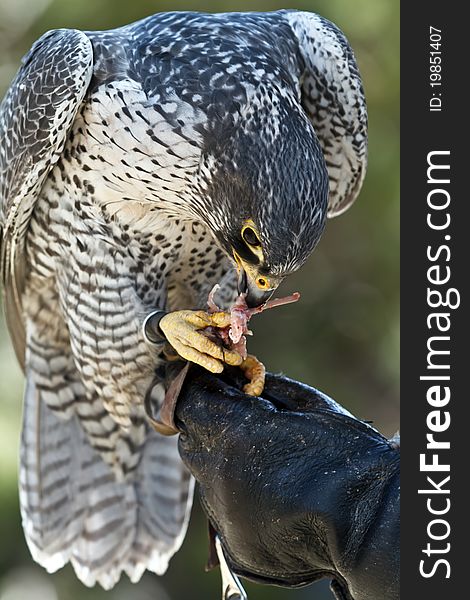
<box><xmin>159</xmin><ymin>310</ymin><xmax>243</xmax><ymax>373</ymax></box>
<box><xmin>240</xmin><ymin>354</ymin><xmax>266</xmax><ymax>396</ymax></box>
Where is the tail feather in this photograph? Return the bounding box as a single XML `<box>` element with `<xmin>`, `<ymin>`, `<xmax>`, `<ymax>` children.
<box><xmin>125</xmin><ymin>430</ymin><xmax>194</xmax><ymax>582</ymax></box>
<box><xmin>20</xmin><ymin>372</ymin><xmax>194</xmax><ymax>589</ymax></box>
<box><xmin>69</xmin><ymin>461</ymin><xmax>137</xmax><ymax>589</ymax></box>
<box><xmin>20</xmin><ymin>375</ymin><xmax>86</xmax><ymax>569</ymax></box>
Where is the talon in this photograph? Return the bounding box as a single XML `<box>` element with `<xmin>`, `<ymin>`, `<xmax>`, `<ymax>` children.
<box><xmin>159</xmin><ymin>310</ymin><xmax>242</xmax><ymax>373</ymax></box>
<box><xmin>240</xmin><ymin>354</ymin><xmax>265</xmax><ymax>396</ymax></box>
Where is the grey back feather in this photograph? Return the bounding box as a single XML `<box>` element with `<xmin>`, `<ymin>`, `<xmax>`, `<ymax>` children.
<box><xmin>0</xmin><ymin>29</ymin><xmax>93</xmax><ymax>368</ymax></box>
<box><xmin>286</xmin><ymin>11</ymin><xmax>368</xmax><ymax>217</ymax></box>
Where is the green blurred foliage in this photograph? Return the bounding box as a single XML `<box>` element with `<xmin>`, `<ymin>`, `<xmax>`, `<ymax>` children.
<box><xmin>0</xmin><ymin>1</ymin><xmax>399</xmax><ymax>599</ymax></box>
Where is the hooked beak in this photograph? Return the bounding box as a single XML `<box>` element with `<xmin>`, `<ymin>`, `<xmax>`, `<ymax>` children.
<box><xmin>237</xmin><ymin>268</ymin><xmax>274</xmax><ymax>308</ymax></box>
<box><xmin>233</xmin><ymin>251</ymin><xmax>282</xmax><ymax>308</ymax></box>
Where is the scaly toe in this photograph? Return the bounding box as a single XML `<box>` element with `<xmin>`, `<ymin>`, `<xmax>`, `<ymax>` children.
<box><xmin>240</xmin><ymin>354</ymin><xmax>266</xmax><ymax>396</ymax></box>
<box><xmin>243</xmin><ymin>380</ymin><xmax>265</xmax><ymax>396</ymax></box>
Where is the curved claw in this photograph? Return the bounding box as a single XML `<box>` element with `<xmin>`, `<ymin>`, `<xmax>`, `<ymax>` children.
<box><xmin>159</xmin><ymin>310</ymin><xmax>242</xmax><ymax>373</ymax></box>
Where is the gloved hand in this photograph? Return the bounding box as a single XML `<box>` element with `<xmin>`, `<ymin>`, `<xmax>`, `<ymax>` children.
<box><xmin>175</xmin><ymin>367</ymin><xmax>399</xmax><ymax>600</ymax></box>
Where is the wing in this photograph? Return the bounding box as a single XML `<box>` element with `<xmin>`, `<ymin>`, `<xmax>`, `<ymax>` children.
<box><xmin>0</xmin><ymin>29</ymin><xmax>93</xmax><ymax>368</ymax></box>
<box><xmin>285</xmin><ymin>11</ymin><xmax>368</xmax><ymax>217</ymax></box>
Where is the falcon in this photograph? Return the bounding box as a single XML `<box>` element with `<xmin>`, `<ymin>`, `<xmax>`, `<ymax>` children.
<box><xmin>0</xmin><ymin>10</ymin><xmax>367</xmax><ymax>590</ymax></box>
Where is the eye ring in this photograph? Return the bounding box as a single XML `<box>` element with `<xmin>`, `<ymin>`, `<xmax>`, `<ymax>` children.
<box><xmin>257</xmin><ymin>277</ymin><xmax>268</xmax><ymax>289</ymax></box>
<box><xmin>242</xmin><ymin>226</ymin><xmax>261</xmax><ymax>248</ymax></box>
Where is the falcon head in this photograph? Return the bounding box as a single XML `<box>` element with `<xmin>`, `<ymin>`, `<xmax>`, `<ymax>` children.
<box><xmin>199</xmin><ymin>102</ymin><xmax>329</xmax><ymax>307</ymax></box>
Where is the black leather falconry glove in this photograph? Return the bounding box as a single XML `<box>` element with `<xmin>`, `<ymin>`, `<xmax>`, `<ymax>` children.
<box><xmin>175</xmin><ymin>367</ymin><xmax>399</xmax><ymax>600</ymax></box>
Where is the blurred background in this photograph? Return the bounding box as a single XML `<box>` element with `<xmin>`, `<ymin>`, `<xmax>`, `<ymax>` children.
<box><xmin>0</xmin><ymin>1</ymin><xmax>399</xmax><ymax>599</ymax></box>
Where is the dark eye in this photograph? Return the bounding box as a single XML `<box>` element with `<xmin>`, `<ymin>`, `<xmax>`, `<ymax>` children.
<box><xmin>242</xmin><ymin>227</ymin><xmax>261</xmax><ymax>247</ymax></box>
